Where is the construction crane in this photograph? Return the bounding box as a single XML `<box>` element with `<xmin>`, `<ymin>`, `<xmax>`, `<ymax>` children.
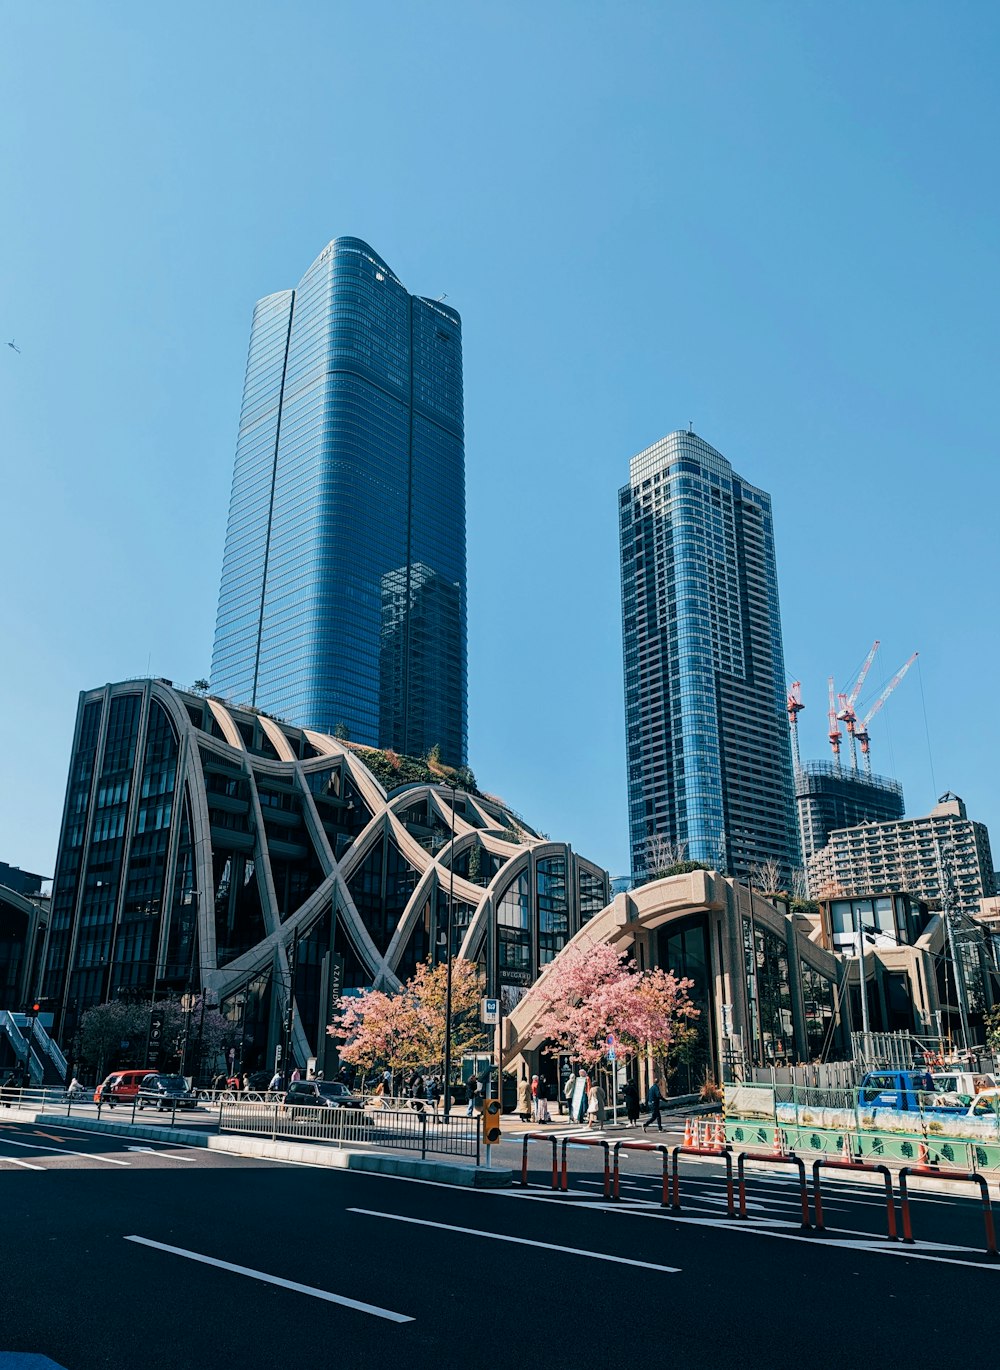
<box><xmin>836</xmin><ymin>639</ymin><xmax>880</xmax><ymax>772</ymax></box>
<box><xmin>827</xmin><ymin>676</ymin><xmax>842</xmax><ymax>770</ymax></box>
<box><xmin>855</xmin><ymin>651</ymin><xmax>918</xmax><ymax>775</ymax></box>
<box><xmin>787</xmin><ymin>681</ymin><xmax>805</xmax><ymax>770</ymax></box>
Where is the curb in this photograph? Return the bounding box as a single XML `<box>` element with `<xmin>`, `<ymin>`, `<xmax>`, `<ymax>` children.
<box><xmin>15</xmin><ymin>1112</ymin><xmax>512</xmax><ymax>1188</ymax></box>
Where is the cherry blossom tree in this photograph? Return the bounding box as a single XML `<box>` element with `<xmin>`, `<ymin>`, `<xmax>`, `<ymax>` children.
<box><xmin>329</xmin><ymin>957</ymin><xmax>488</xmax><ymax>1082</ymax></box>
<box><xmin>531</xmin><ymin>942</ymin><xmax>697</xmax><ymax>1068</ymax></box>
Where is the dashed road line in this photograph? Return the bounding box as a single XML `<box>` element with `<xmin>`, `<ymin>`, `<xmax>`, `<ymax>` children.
<box><xmin>348</xmin><ymin>1207</ymin><xmax>682</xmax><ymax>1272</ymax></box>
<box><xmin>124</xmin><ymin>1236</ymin><xmax>415</xmax><ymax>1321</ymax></box>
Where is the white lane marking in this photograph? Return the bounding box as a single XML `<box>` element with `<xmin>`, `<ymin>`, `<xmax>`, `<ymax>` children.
<box><xmin>347</xmin><ymin>1208</ymin><xmax>681</xmax><ymax>1273</ymax></box>
<box><xmin>0</xmin><ymin>1151</ymin><xmax>46</xmax><ymax>1171</ymax></box>
<box><xmin>598</xmin><ymin>1204</ymin><xmax>999</xmax><ymax>1269</ymax></box>
<box><xmin>40</xmin><ymin>1123</ymin><xmax>314</xmax><ymax>1168</ymax></box>
<box><xmin>0</xmin><ymin>1135</ymin><xmax>130</xmax><ymax>1166</ymax></box>
<box><xmin>124</xmin><ymin>1236</ymin><xmax>414</xmax><ymax>1321</ymax></box>
<box><xmin>125</xmin><ymin>1146</ymin><xmax>197</xmax><ymax>1161</ymax></box>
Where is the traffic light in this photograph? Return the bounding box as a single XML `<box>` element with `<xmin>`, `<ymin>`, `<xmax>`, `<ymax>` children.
<box><xmin>483</xmin><ymin>1096</ymin><xmax>502</xmax><ymax>1145</ymax></box>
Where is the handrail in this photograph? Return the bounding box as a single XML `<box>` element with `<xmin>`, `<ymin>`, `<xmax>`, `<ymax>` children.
<box><xmin>612</xmin><ymin>1140</ymin><xmax>670</xmax><ymax>1206</ymax></box>
<box><xmin>560</xmin><ymin>1135</ymin><xmax>611</xmax><ymax>1198</ymax></box>
<box><xmin>812</xmin><ymin>1156</ymin><xmax>897</xmax><ymax>1240</ymax></box>
<box><xmin>30</xmin><ymin>1017</ymin><xmax>68</xmax><ymax>1079</ymax></box>
<box><xmin>671</xmin><ymin>1144</ymin><xmax>736</xmax><ymax>1217</ymax></box>
<box><xmin>736</xmin><ymin>1149</ymin><xmax>811</xmax><ymax>1229</ymax></box>
<box><xmin>898</xmin><ymin>1164</ymin><xmax>998</xmax><ymax>1256</ymax></box>
<box><xmin>520</xmin><ymin>1132</ymin><xmax>559</xmax><ymax>1189</ymax></box>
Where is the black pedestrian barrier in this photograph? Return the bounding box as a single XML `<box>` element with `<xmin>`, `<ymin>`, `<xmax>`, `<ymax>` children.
<box><xmin>898</xmin><ymin>1164</ymin><xmax>998</xmax><ymax>1256</ymax></box>
<box><xmin>671</xmin><ymin>1143</ymin><xmax>736</xmax><ymax>1217</ymax></box>
<box><xmin>560</xmin><ymin>1135</ymin><xmax>611</xmax><ymax>1198</ymax></box>
<box><xmin>736</xmin><ymin>1149</ymin><xmax>811</xmax><ymax>1230</ymax></box>
<box><xmin>520</xmin><ymin>1132</ymin><xmax>559</xmax><ymax>1189</ymax></box>
<box><xmin>612</xmin><ymin>1140</ymin><xmax>670</xmax><ymax>1205</ymax></box>
<box><xmin>812</xmin><ymin>1156</ymin><xmax>897</xmax><ymax>1240</ymax></box>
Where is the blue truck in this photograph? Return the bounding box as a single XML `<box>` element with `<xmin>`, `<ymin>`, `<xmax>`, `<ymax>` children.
<box><xmin>858</xmin><ymin>1069</ymin><xmax>964</xmax><ymax>1115</ymax></box>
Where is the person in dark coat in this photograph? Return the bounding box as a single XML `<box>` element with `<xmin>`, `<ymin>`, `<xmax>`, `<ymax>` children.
<box><xmin>643</xmin><ymin>1077</ymin><xmax>664</xmax><ymax>1132</ymax></box>
<box><xmin>622</xmin><ymin>1079</ymin><xmax>641</xmax><ymax>1127</ymax></box>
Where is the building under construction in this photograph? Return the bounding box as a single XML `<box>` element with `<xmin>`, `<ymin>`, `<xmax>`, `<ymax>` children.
<box><xmin>788</xmin><ymin>640</ymin><xmax>917</xmax><ymax>867</ymax></box>
<box><xmin>796</xmin><ymin>761</ymin><xmax>905</xmax><ymax>864</ymax></box>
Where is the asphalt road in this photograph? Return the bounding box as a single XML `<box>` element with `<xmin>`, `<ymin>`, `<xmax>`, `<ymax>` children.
<box><xmin>1</xmin><ymin>1119</ymin><xmax>999</xmax><ymax>1370</ymax></box>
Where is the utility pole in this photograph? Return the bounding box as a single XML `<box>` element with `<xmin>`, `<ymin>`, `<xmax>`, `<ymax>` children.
<box><xmin>443</xmin><ymin>779</ymin><xmax>457</xmax><ymax>1119</ymax></box>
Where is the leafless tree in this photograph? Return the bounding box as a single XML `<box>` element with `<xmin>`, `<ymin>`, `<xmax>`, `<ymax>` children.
<box><xmin>790</xmin><ymin>866</ymin><xmax>810</xmax><ymax>902</ymax></box>
<box><xmin>644</xmin><ymin>833</ymin><xmax>688</xmax><ymax>881</ymax></box>
<box><xmin>749</xmin><ymin>857</ymin><xmax>783</xmax><ymax>897</ymax></box>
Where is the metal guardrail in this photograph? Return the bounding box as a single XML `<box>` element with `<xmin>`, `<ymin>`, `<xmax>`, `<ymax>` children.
<box><xmin>218</xmin><ymin>1101</ymin><xmax>481</xmax><ymax>1162</ymax></box>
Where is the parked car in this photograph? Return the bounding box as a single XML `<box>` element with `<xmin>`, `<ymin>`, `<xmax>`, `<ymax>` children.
<box><xmin>245</xmin><ymin>1070</ymin><xmax>275</xmax><ymax>1092</ymax></box>
<box><xmin>283</xmin><ymin>1080</ymin><xmax>363</xmax><ymax>1111</ymax></box>
<box><xmin>94</xmin><ymin>1069</ymin><xmax>155</xmax><ymax>1107</ymax></box>
<box><xmin>136</xmin><ymin>1074</ymin><xmax>197</xmax><ymax>1111</ymax></box>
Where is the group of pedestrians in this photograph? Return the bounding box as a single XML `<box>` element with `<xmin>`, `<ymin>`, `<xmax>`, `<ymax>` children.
<box><xmin>516</xmin><ymin>1073</ymin><xmax>553</xmax><ymax>1123</ymax></box>
<box><xmin>511</xmin><ymin>1067</ymin><xmax>667</xmax><ymax>1132</ymax></box>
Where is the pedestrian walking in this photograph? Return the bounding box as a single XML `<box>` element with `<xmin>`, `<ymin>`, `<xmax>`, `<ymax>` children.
<box><xmin>586</xmin><ymin>1080</ymin><xmax>607</xmax><ymax>1130</ymax></box>
<box><xmin>428</xmin><ymin>1075</ymin><xmax>442</xmax><ymax>1119</ymax></box>
<box><xmin>622</xmin><ymin>1079</ymin><xmax>640</xmax><ymax>1127</ymax></box>
<box><xmin>536</xmin><ymin>1074</ymin><xmax>552</xmax><ymax>1124</ymax></box>
<box><xmin>290</xmin><ymin>1065</ymin><xmax>301</xmax><ymax>1083</ymax></box>
<box><xmin>516</xmin><ymin>1076</ymin><xmax>532</xmax><ymax>1122</ymax></box>
<box><xmin>562</xmin><ymin>1069</ymin><xmax>576</xmax><ymax>1117</ymax></box>
<box><xmin>466</xmin><ymin>1074</ymin><xmax>481</xmax><ymax>1116</ymax></box>
<box><xmin>642</xmin><ymin>1078</ymin><xmax>664</xmax><ymax>1132</ymax></box>
<box><xmin>268</xmin><ymin>1069</ymin><xmax>284</xmax><ymax>1093</ymax></box>
<box><xmin>530</xmin><ymin>1074</ymin><xmax>540</xmax><ymax>1121</ymax></box>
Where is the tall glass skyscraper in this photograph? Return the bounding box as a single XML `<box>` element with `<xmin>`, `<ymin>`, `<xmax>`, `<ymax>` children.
<box><xmin>211</xmin><ymin>237</ymin><xmax>467</xmax><ymax>766</ymax></box>
<box><xmin>620</xmin><ymin>430</ymin><xmax>800</xmax><ymax>883</ymax></box>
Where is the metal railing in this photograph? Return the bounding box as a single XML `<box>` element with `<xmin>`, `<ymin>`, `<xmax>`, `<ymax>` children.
<box><xmin>218</xmin><ymin>1101</ymin><xmax>481</xmax><ymax>1161</ymax></box>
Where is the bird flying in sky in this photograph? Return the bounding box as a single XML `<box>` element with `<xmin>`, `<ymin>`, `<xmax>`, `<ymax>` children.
<box><xmin>7</xmin><ymin>339</ymin><xmax>20</xmax><ymax>354</ymax></box>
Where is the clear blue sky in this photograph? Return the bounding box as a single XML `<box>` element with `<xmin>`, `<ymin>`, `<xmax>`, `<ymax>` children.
<box><xmin>2</xmin><ymin>2</ymin><xmax>999</xmax><ymax>882</ymax></box>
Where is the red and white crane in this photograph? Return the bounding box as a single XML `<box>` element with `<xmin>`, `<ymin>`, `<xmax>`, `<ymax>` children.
<box><xmin>827</xmin><ymin>676</ymin><xmax>842</xmax><ymax>770</ymax></box>
<box><xmin>787</xmin><ymin>681</ymin><xmax>804</xmax><ymax>770</ymax></box>
<box><xmin>855</xmin><ymin>651</ymin><xmax>918</xmax><ymax>776</ymax></box>
<box><xmin>836</xmin><ymin>639</ymin><xmax>880</xmax><ymax>772</ymax></box>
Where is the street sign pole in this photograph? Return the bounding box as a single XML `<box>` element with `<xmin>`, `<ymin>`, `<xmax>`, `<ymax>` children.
<box><xmin>607</xmin><ymin>1034</ymin><xmax>617</xmax><ymax>1126</ymax></box>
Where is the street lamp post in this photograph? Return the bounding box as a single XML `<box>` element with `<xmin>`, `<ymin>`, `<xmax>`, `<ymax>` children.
<box><xmin>442</xmin><ymin>778</ymin><xmax>457</xmax><ymax>1120</ymax></box>
<box><xmin>853</xmin><ymin>904</ymin><xmax>872</xmax><ymax>1067</ymax></box>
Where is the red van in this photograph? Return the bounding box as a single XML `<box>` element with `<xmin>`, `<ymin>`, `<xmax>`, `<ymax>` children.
<box><xmin>94</xmin><ymin>1069</ymin><xmax>154</xmax><ymax>1106</ymax></box>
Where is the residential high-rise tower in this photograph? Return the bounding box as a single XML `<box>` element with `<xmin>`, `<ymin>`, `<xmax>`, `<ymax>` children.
<box><xmin>620</xmin><ymin>430</ymin><xmax>800</xmax><ymax>883</ymax></box>
<box><xmin>211</xmin><ymin>237</ymin><xmax>467</xmax><ymax>766</ymax></box>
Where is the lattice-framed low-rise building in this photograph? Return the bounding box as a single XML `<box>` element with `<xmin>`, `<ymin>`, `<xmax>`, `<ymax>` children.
<box><xmin>41</xmin><ymin>679</ymin><xmax>609</xmax><ymax>1072</ymax></box>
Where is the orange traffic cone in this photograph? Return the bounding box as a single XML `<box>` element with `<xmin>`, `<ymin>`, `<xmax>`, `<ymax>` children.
<box><xmin>918</xmin><ymin>1140</ymin><xmax>929</xmax><ymax>1167</ymax></box>
<box><xmin>772</xmin><ymin>1128</ymin><xmax>783</xmax><ymax>1156</ymax></box>
<box><xmin>713</xmin><ymin>1115</ymin><xmax>725</xmax><ymax>1149</ymax></box>
<box><xmin>683</xmin><ymin>1117</ymin><xmax>694</xmax><ymax>1147</ymax></box>
<box><xmin>841</xmin><ymin>1134</ymin><xmax>852</xmax><ymax>1163</ymax></box>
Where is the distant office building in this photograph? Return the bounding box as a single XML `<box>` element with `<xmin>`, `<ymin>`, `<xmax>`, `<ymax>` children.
<box><xmin>0</xmin><ymin>862</ymin><xmax>46</xmax><ymax>897</ymax></box>
<box><xmin>795</xmin><ymin>761</ymin><xmax>905</xmax><ymax>865</ymax></box>
<box><xmin>0</xmin><ymin>883</ymin><xmax>48</xmax><ymax>1012</ymax></box>
<box><xmin>619</xmin><ymin>430</ymin><xmax>799</xmax><ymax>884</ymax></box>
<box><xmin>807</xmin><ymin>792</ymin><xmax>995</xmax><ymax>917</ymax></box>
<box><xmin>40</xmin><ymin>679</ymin><xmax>608</xmax><ymax>1066</ymax></box>
<box><xmin>211</xmin><ymin>237</ymin><xmax>467</xmax><ymax>766</ymax></box>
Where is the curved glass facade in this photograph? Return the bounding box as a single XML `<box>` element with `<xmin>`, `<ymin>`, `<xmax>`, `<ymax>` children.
<box><xmin>212</xmin><ymin>238</ymin><xmax>467</xmax><ymax>767</ymax></box>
